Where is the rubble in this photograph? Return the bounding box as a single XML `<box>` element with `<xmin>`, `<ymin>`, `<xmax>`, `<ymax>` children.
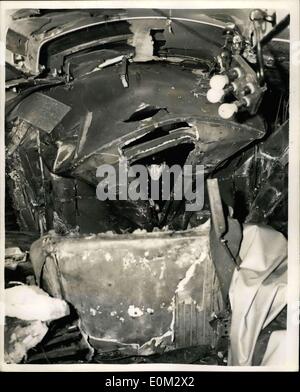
<box><xmin>4</xmin><ymin>284</ymin><xmax>72</xmax><ymax>363</ymax></box>
<box><xmin>5</xmin><ymin>247</ymin><xmax>27</xmax><ymax>270</ymax></box>
<box><xmin>5</xmin><ymin>318</ymin><xmax>48</xmax><ymax>364</ymax></box>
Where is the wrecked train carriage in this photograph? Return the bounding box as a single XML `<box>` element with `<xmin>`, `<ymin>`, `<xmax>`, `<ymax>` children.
<box><xmin>6</xmin><ymin>9</ymin><xmax>268</xmax><ymax>233</ymax></box>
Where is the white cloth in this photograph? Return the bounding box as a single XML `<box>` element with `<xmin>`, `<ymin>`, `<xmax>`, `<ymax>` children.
<box><xmin>261</xmin><ymin>330</ymin><xmax>287</xmax><ymax>366</ymax></box>
<box><xmin>228</xmin><ymin>224</ymin><xmax>287</xmax><ymax>366</ymax></box>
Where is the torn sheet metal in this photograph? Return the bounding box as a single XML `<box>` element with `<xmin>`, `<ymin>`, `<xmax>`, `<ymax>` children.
<box><xmin>41</xmin><ymin>60</ymin><xmax>264</xmax><ymax>184</ymax></box>
<box><xmin>228</xmin><ymin>224</ymin><xmax>287</xmax><ymax>366</ymax></box>
<box><xmin>5</xmin><ymin>10</ymin><xmax>226</xmax><ymax>75</ymax></box>
<box><xmin>13</xmin><ymin>92</ymin><xmax>71</xmax><ymax>133</ymax></box>
<box><xmin>6</xmin><ymin>59</ymin><xmax>265</xmax><ymax>234</ymax></box>
<box><xmin>128</xmin><ymin>19</ymin><xmax>165</xmax><ymax>62</ymax></box>
<box><xmin>214</xmin><ymin>119</ymin><xmax>288</xmax><ymax>236</ymax></box>
<box><xmin>30</xmin><ymin>221</ymin><xmax>224</xmax><ymax>355</ymax></box>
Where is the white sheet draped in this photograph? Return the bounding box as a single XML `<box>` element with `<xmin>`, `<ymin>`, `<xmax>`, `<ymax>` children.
<box><xmin>228</xmin><ymin>224</ymin><xmax>287</xmax><ymax>366</ymax></box>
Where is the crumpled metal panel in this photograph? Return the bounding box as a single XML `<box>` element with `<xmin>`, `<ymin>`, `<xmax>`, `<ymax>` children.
<box><xmin>214</xmin><ymin>118</ymin><xmax>288</xmax><ymax>235</ymax></box>
<box><xmin>6</xmin><ymin>8</ymin><xmax>289</xmax><ymax>76</ymax></box>
<box><xmin>36</xmin><ymin>61</ymin><xmax>265</xmax><ymax>181</ymax></box>
<box><xmin>30</xmin><ymin>221</ymin><xmax>223</xmax><ymax>354</ymax></box>
<box><xmin>7</xmin><ymin>60</ymin><xmax>265</xmax><ymax>234</ymax></box>
<box><xmin>244</xmin><ymin>120</ymin><xmax>288</xmax><ymax>234</ymax></box>
<box><xmin>6</xmin><ymin>9</ymin><xmax>227</xmax><ymax>75</ymax></box>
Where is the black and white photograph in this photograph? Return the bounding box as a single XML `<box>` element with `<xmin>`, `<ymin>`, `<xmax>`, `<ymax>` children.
<box><xmin>0</xmin><ymin>1</ymin><xmax>299</xmax><ymax>372</ymax></box>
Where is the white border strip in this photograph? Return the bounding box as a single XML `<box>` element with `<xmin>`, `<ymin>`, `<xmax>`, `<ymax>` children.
<box><xmin>0</xmin><ymin>0</ymin><xmax>298</xmax><ymax>373</ymax></box>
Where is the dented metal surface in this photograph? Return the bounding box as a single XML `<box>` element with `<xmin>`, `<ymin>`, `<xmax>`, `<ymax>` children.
<box><xmin>6</xmin><ymin>10</ymin><xmax>227</xmax><ymax>75</ymax></box>
<box><xmin>15</xmin><ymin>92</ymin><xmax>71</xmax><ymax>133</ymax></box>
<box><xmin>6</xmin><ymin>58</ymin><xmax>265</xmax><ymax>234</ymax></box>
<box><xmin>30</xmin><ymin>221</ymin><xmax>223</xmax><ymax>354</ymax></box>
<box><xmin>246</xmin><ymin>120</ymin><xmax>288</xmax><ymax>233</ymax></box>
<box><xmin>5</xmin><ymin>8</ymin><xmax>290</xmax><ymax>364</ymax></box>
